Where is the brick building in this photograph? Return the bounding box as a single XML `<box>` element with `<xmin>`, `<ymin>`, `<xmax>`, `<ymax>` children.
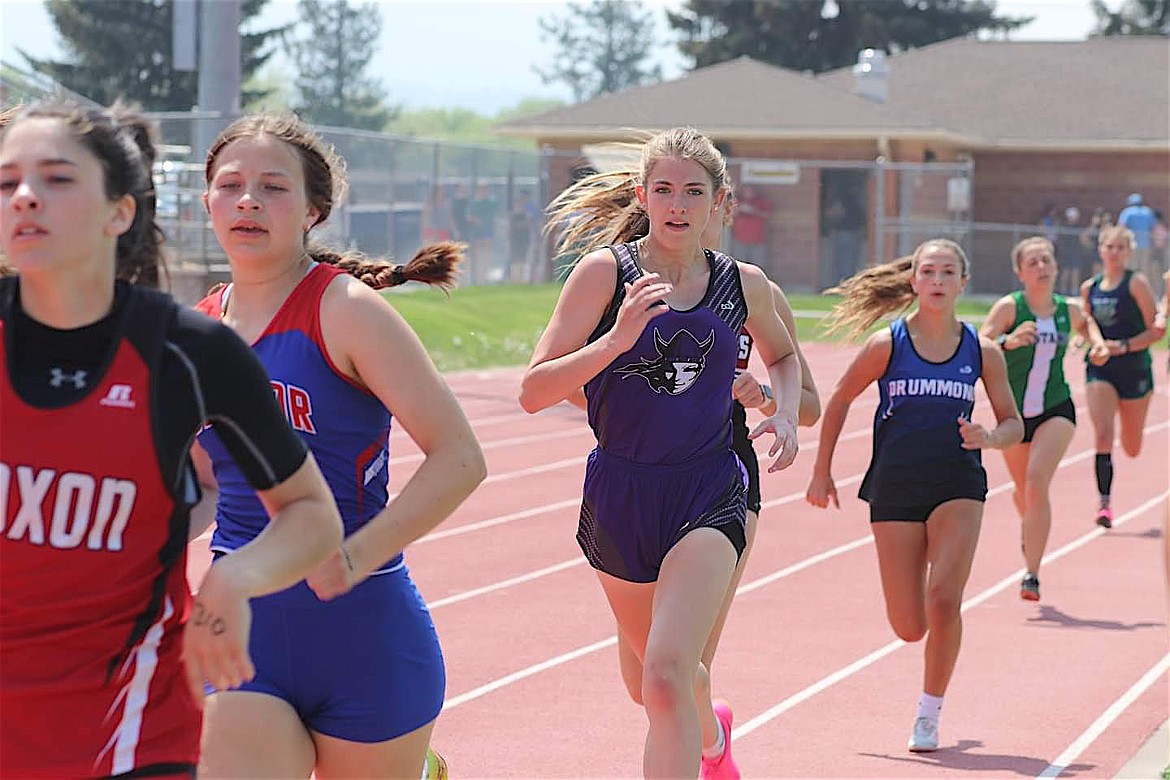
<box><xmin>496</xmin><ymin>38</ymin><xmax>1169</xmax><ymax>293</ymax></box>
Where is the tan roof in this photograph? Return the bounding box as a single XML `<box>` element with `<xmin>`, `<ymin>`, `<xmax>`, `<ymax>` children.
<box><xmin>497</xmin><ymin>38</ymin><xmax>1169</xmax><ymax>149</ymax></box>
<box><xmin>818</xmin><ymin>37</ymin><xmax>1169</xmax><ymax>148</ymax></box>
<box><xmin>494</xmin><ymin>56</ymin><xmax>944</xmax><ymax>142</ymax></box>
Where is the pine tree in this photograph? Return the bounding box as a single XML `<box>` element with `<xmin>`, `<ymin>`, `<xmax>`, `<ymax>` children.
<box><xmin>288</xmin><ymin>0</ymin><xmax>394</xmax><ymax>130</ymax></box>
<box><xmin>1090</xmin><ymin>0</ymin><xmax>1169</xmax><ymax>35</ymax></box>
<box><xmin>21</xmin><ymin>0</ymin><xmax>282</xmax><ymax>110</ymax></box>
<box><xmin>535</xmin><ymin>0</ymin><xmax>664</xmax><ymax>102</ymax></box>
<box><xmin>667</xmin><ymin>0</ymin><xmax>1030</xmax><ymax>75</ymax></box>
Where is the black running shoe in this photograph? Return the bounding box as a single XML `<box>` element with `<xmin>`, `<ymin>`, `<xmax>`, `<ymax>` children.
<box><xmin>1020</xmin><ymin>573</ymin><xmax>1040</xmax><ymax>602</ymax></box>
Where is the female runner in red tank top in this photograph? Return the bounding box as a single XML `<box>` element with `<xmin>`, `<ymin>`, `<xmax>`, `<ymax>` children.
<box><xmin>0</xmin><ymin>100</ymin><xmax>342</xmax><ymax>779</ymax></box>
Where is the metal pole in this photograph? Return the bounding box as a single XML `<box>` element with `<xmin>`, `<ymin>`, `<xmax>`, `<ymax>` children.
<box><xmin>195</xmin><ymin>0</ymin><xmax>241</xmax><ymax>162</ymax></box>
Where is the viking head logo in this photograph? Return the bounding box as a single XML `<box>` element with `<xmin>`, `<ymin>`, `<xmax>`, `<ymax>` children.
<box><xmin>614</xmin><ymin>327</ymin><xmax>715</xmax><ymax>395</ymax></box>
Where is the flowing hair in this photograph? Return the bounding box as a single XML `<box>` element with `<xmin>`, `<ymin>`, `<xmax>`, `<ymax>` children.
<box><xmin>823</xmin><ymin>238</ymin><xmax>970</xmax><ymax>341</ymax></box>
<box><xmin>545</xmin><ymin>127</ymin><xmax>729</xmax><ymax>274</ymax></box>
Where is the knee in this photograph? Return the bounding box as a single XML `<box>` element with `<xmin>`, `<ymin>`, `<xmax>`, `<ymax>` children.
<box><xmin>890</xmin><ymin>618</ymin><xmax>927</xmax><ymax>643</ymax></box>
<box><xmin>1022</xmin><ymin>471</ymin><xmax>1050</xmax><ymax>502</ymax></box>
<box><xmin>641</xmin><ymin>654</ymin><xmax>692</xmax><ymax>716</ymax></box>
<box><xmin>887</xmin><ymin>607</ymin><xmax>927</xmax><ymax>642</ymax></box>
<box><xmin>924</xmin><ymin>588</ymin><xmax>962</xmax><ymax>629</ymax></box>
<box><xmin>1121</xmin><ymin>436</ymin><xmax>1143</xmax><ymax>458</ymax></box>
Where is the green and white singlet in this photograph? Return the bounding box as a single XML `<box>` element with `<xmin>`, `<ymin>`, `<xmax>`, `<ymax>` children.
<box><xmin>1003</xmin><ymin>291</ymin><xmax>1072</xmax><ymax>418</ymax></box>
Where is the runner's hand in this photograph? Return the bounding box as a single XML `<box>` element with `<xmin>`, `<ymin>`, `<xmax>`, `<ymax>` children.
<box><xmin>806</xmin><ymin>471</ymin><xmax>839</xmax><ymax>509</ymax></box>
<box><xmin>609</xmin><ymin>273</ymin><xmax>672</xmax><ymax>353</ymax></box>
<box><xmin>957</xmin><ymin>415</ymin><xmax>992</xmax><ymax>450</ymax></box>
<box><xmin>750</xmin><ymin>411</ymin><xmax>798</xmax><ymax>472</ymax></box>
<box><xmin>183</xmin><ymin>562</ymin><xmax>255</xmax><ymax>707</ymax></box>
<box><xmin>732</xmin><ymin>369</ymin><xmax>766</xmax><ymax>408</ymax></box>
<box><xmin>307</xmin><ymin>542</ymin><xmax>364</xmax><ymax>601</ymax></box>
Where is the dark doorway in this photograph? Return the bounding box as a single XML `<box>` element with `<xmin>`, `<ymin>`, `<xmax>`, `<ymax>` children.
<box><xmin>819</xmin><ymin>170</ymin><xmax>869</xmax><ymax>289</ymax></box>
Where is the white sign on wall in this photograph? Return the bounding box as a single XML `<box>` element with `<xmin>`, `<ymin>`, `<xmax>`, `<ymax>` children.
<box><xmin>947</xmin><ymin>177</ymin><xmax>971</xmax><ymax>213</ymax></box>
<box><xmin>740</xmin><ymin>161</ymin><xmax>801</xmax><ymax>185</ymax></box>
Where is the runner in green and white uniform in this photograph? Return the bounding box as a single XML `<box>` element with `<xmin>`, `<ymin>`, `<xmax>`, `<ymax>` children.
<box><xmin>981</xmin><ymin>237</ymin><xmax>1095</xmax><ymax>602</ymax></box>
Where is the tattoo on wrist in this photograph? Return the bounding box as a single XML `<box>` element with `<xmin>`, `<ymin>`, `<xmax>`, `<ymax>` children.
<box><xmin>340</xmin><ymin>543</ymin><xmax>356</xmax><ymax>573</ymax></box>
<box><xmin>192</xmin><ymin>601</ymin><xmax>227</xmax><ymax>636</ymax></box>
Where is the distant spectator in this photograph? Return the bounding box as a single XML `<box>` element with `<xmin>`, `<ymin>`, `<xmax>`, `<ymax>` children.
<box><xmin>509</xmin><ymin>191</ymin><xmax>537</xmax><ymax>279</ymax></box>
<box><xmin>730</xmin><ymin>184</ymin><xmax>772</xmax><ymax>266</ymax></box>
<box><xmin>1055</xmin><ymin>206</ymin><xmax>1082</xmax><ymax>294</ymax></box>
<box><xmin>422</xmin><ymin>184</ymin><xmax>455</xmax><ymax>242</ymax></box>
<box><xmin>1080</xmin><ymin>208</ymin><xmax>1112</xmax><ymax>279</ymax></box>
<box><xmin>469</xmin><ymin>184</ymin><xmax>499</xmax><ymax>282</ymax></box>
<box><xmin>450</xmin><ymin>183</ymin><xmax>471</xmax><ymax>242</ymax></box>
<box><xmin>1039</xmin><ymin>203</ymin><xmax>1059</xmax><ymax>243</ymax></box>
<box><xmin>1118</xmin><ymin>193</ymin><xmax>1157</xmax><ymax>280</ymax></box>
<box><xmin>1153</xmin><ymin>210</ymin><xmax>1168</xmax><ymax>297</ymax></box>
<box><xmin>825</xmin><ymin>194</ymin><xmax>863</xmax><ymax>285</ymax></box>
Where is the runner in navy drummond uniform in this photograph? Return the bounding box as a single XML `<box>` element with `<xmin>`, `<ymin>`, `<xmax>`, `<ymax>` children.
<box><xmin>806</xmin><ymin>239</ymin><xmax>1022</xmax><ymax>754</ymax></box>
<box><xmin>521</xmin><ymin>128</ymin><xmax>802</xmax><ymax>779</ymax></box>
<box><xmin>0</xmin><ymin>99</ymin><xmax>341</xmax><ymax>780</ymax></box>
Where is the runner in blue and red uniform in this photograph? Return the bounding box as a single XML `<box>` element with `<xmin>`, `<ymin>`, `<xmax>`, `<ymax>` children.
<box><xmin>0</xmin><ymin>100</ymin><xmax>341</xmax><ymax>780</ymax></box>
<box><xmin>193</xmin><ymin>113</ymin><xmax>484</xmax><ymax>779</ymax></box>
<box><xmin>522</xmin><ymin>128</ymin><xmax>803</xmax><ymax>779</ymax></box>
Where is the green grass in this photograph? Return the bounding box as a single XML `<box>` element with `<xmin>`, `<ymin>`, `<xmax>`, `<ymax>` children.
<box><xmin>384</xmin><ymin>284</ymin><xmax>999</xmax><ymax>372</ymax></box>
<box><xmin>385</xmin><ymin>284</ymin><xmax>562</xmax><ymax>372</ymax></box>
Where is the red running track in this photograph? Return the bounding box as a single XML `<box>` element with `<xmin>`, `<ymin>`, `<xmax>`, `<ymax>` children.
<box><xmin>188</xmin><ymin>341</ymin><xmax>1169</xmax><ymax>778</ymax></box>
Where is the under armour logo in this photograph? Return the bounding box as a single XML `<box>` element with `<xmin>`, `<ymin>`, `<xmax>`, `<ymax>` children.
<box><xmin>959</xmin><ymin>365</ymin><xmax>973</xmax><ymax>374</ymax></box>
<box><xmin>720</xmin><ymin>301</ymin><xmax>735</xmax><ymax>310</ymax></box>
<box><xmin>49</xmin><ymin>368</ymin><xmax>87</xmax><ymax>389</ymax></box>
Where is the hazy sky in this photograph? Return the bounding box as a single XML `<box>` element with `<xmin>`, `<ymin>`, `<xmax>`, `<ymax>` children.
<box><xmin>1</xmin><ymin>0</ymin><xmax>1121</xmax><ymax>113</ymax></box>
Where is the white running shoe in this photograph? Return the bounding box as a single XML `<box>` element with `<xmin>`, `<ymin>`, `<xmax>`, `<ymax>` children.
<box><xmin>907</xmin><ymin>716</ymin><xmax>939</xmax><ymax>752</ymax></box>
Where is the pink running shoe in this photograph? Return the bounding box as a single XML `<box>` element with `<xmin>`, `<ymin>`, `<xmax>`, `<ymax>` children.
<box><xmin>700</xmin><ymin>701</ymin><xmax>740</xmax><ymax>780</ymax></box>
<box><xmin>1096</xmin><ymin>506</ymin><xmax>1113</xmax><ymax>529</ymax></box>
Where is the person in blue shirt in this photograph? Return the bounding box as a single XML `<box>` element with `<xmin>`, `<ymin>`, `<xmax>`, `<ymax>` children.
<box><xmin>1118</xmin><ymin>193</ymin><xmax>1158</xmax><ymax>284</ymax></box>
<box><xmin>806</xmin><ymin>239</ymin><xmax>1023</xmax><ymax>754</ymax></box>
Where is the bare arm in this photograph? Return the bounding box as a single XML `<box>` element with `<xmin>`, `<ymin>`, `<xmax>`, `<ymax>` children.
<box><xmin>806</xmin><ymin>330</ymin><xmax>891</xmax><ymax>509</ymax></box>
<box><xmin>1121</xmin><ymin>272</ymin><xmax>1163</xmax><ymax>351</ymax></box>
<box><xmin>1080</xmin><ymin>279</ymin><xmax>1112</xmax><ymax>365</ymax></box>
<box><xmin>310</xmin><ymin>277</ymin><xmax>488</xmax><ymax>598</ymax></box>
<box><xmin>740</xmin><ymin>263</ymin><xmax>801</xmax><ymax>471</ymax></box>
<box><xmin>960</xmin><ymin>338</ymin><xmax>1023</xmax><ymax>450</ymax></box>
<box><xmin>519</xmin><ymin>249</ymin><xmax>672</xmax><ymax>413</ymax></box>
<box><xmin>187</xmin><ymin>440</ymin><xmax>218</xmax><ymax>543</ymax></box>
<box><xmin>732</xmin><ymin>281</ymin><xmax>820</xmax><ymax>425</ymax></box>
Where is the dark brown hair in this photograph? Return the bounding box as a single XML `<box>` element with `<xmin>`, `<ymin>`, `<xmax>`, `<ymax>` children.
<box><xmin>205</xmin><ymin>112</ymin><xmax>463</xmax><ymax>291</ymax></box>
<box><xmin>0</xmin><ymin>99</ymin><xmax>165</xmax><ymax>287</ymax></box>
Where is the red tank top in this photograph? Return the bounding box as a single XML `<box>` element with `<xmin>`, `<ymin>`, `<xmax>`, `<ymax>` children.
<box><xmin>0</xmin><ymin>292</ymin><xmax>200</xmax><ymax>777</ymax></box>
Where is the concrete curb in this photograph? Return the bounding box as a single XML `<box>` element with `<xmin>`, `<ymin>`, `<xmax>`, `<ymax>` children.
<box><xmin>1116</xmin><ymin>719</ymin><xmax>1168</xmax><ymax>779</ymax></box>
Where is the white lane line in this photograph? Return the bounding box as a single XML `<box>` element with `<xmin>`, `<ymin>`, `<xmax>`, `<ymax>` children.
<box><xmin>442</xmin><ymin>637</ymin><xmax>618</xmax><ymax>711</ymax></box>
<box><xmin>417</xmin><ymin>498</ymin><xmax>581</xmax><ymax>544</ymax></box>
<box><xmin>428</xmin><ymin>558</ymin><xmax>584</xmax><ymax>610</ymax></box>
<box><xmin>1036</xmin><ymin>654</ymin><xmax>1170</xmax><ymax>778</ymax></box>
<box><xmin>733</xmin><ymin>491</ymin><xmax>1170</xmax><ymax>740</ymax></box>
<box><xmin>435</xmin><ymin>428</ymin><xmax>1165</xmax><ymax>720</ymax></box>
<box><xmin>390</xmin><ymin>427</ymin><xmax>594</xmax><ymax>466</ymax></box>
